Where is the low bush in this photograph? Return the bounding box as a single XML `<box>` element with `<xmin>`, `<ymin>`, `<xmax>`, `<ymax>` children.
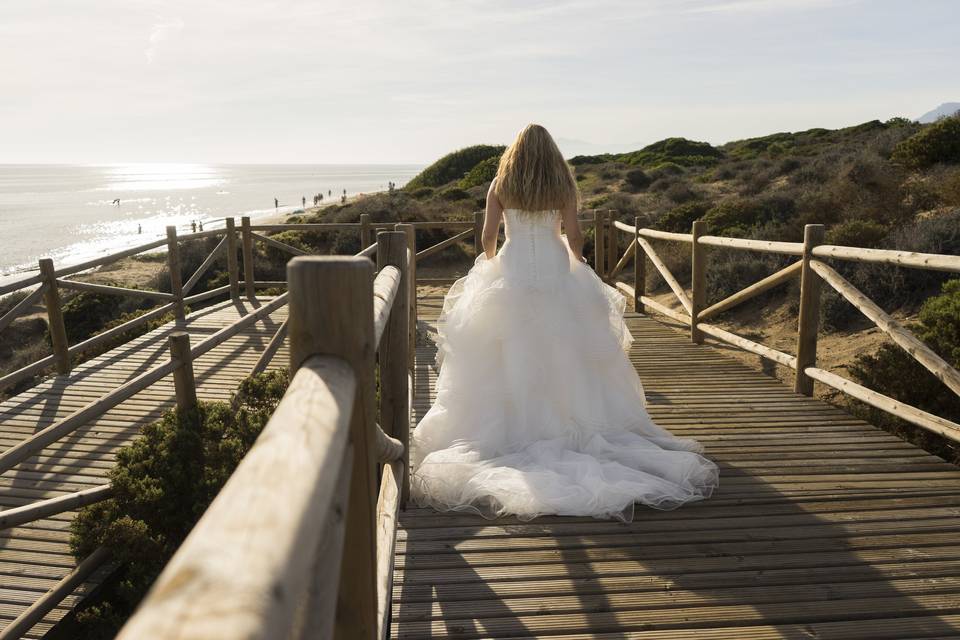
<box><xmin>458</xmin><ymin>156</ymin><xmax>500</xmax><ymax>190</ymax></box>
<box><xmin>69</xmin><ymin>369</ymin><xmax>290</xmax><ymax>638</ymax></box>
<box><xmin>623</xmin><ymin>169</ymin><xmax>652</xmax><ymax>191</ymax></box>
<box><xmin>438</xmin><ymin>187</ymin><xmax>471</xmax><ymax>201</ymax></box>
<box><xmin>848</xmin><ymin>279</ymin><xmax>960</xmax><ymax>461</ymax></box>
<box><xmin>405</xmin><ymin>144</ymin><xmax>505</xmax><ymax>190</ymax></box>
<box><xmin>663</xmin><ymin>181</ymin><xmax>698</xmax><ymax>204</ymax></box>
<box><xmin>892</xmin><ymin>116</ymin><xmax>960</xmax><ymax>169</ymax></box>
<box><xmin>655</xmin><ymin>202</ymin><xmax>710</xmax><ymax>233</ymax></box>
<box><xmin>408</xmin><ymin>187</ymin><xmax>434</xmax><ymax>199</ymax></box>
<box><xmin>826</xmin><ymin>219</ymin><xmax>888</xmax><ymax>248</ymax></box>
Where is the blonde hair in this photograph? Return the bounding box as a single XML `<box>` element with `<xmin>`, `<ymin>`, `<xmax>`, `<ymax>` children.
<box><xmin>494</xmin><ymin>124</ymin><xmax>579</xmax><ymax>212</ymax></box>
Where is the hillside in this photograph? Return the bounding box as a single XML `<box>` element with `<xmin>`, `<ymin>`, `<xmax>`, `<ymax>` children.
<box><xmin>297</xmin><ymin>115</ymin><xmax>960</xmax><ymax>461</ymax></box>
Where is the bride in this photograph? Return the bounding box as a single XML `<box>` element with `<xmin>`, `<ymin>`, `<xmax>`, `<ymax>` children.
<box><xmin>410</xmin><ymin>124</ymin><xmax>719</xmax><ymax>521</ymax></box>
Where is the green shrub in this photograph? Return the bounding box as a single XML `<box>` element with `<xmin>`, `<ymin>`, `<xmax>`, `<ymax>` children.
<box><xmin>664</xmin><ymin>181</ymin><xmax>698</xmax><ymax>204</ymax></box>
<box><xmin>701</xmin><ymin>198</ymin><xmax>764</xmax><ymax>236</ymax></box>
<box><xmin>655</xmin><ymin>202</ymin><xmax>710</xmax><ymax>232</ymax></box>
<box><xmin>892</xmin><ymin>116</ymin><xmax>960</xmax><ymax>168</ymax></box>
<box><xmin>61</xmin><ymin>292</ymin><xmax>122</xmax><ymax>343</ymax></box>
<box><xmin>826</xmin><ymin>219</ymin><xmax>888</xmax><ymax>248</ymax></box>
<box><xmin>849</xmin><ymin>279</ymin><xmax>960</xmax><ymax>459</ymax></box>
<box><xmin>569</xmin><ymin>154</ymin><xmax>614</xmax><ymax>166</ymax></box>
<box><xmin>438</xmin><ymin>187</ymin><xmax>470</xmax><ymax>201</ymax></box>
<box><xmin>69</xmin><ymin>369</ymin><xmax>290</xmax><ymax>638</ymax></box>
<box><xmin>649</xmin><ymin>162</ymin><xmax>685</xmax><ymax>177</ymax></box>
<box><xmin>408</xmin><ymin>187</ymin><xmax>434</xmax><ymax>199</ymax></box>
<box><xmin>458</xmin><ymin>155</ymin><xmax>500</xmax><ymax>189</ymax></box>
<box><xmin>405</xmin><ymin>144</ymin><xmax>505</xmax><ymax>190</ymax></box>
<box><xmin>618</xmin><ymin>138</ymin><xmax>724</xmax><ymax>168</ymax></box>
<box><xmin>623</xmin><ymin>169</ymin><xmax>652</xmax><ymax>191</ymax></box>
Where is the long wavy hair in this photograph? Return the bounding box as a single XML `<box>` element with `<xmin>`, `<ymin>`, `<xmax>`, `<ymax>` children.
<box><xmin>494</xmin><ymin>124</ymin><xmax>579</xmax><ymax>213</ymax></box>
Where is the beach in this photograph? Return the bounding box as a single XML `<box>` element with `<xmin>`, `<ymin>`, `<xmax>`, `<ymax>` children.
<box><xmin>0</xmin><ymin>163</ymin><xmax>421</xmax><ymax>290</ymax></box>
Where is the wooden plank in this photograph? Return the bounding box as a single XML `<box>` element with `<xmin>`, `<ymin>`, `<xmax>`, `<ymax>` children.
<box><xmin>395</xmin><ymin>285</ymin><xmax>960</xmax><ymax>640</ymax></box>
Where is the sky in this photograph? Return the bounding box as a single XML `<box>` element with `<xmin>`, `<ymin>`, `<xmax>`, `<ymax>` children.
<box><xmin>1</xmin><ymin>0</ymin><xmax>958</xmax><ymax>164</ymax></box>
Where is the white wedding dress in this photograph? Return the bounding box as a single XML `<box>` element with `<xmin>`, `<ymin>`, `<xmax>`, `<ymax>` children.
<box><xmin>410</xmin><ymin>209</ymin><xmax>719</xmax><ymax>521</ymax></box>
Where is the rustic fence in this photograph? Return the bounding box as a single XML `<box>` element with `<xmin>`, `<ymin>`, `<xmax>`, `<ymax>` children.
<box><xmin>595</xmin><ymin>211</ymin><xmax>960</xmax><ymax>442</ymax></box>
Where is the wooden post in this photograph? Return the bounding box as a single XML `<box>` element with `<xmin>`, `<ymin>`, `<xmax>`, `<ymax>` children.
<box><xmin>168</xmin><ymin>331</ymin><xmax>198</xmax><ymax>414</ymax></box>
<box><xmin>225</xmin><ymin>218</ymin><xmax>240</xmax><ymax>299</ymax></box>
<box><xmin>473</xmin><ymin>211</ymin><xmax>483</xmax><ymax>257</ymax></box>
<box><xmin>376</xmin><ymin>231</ymin><xmax>411</xmax><ymax>506</ymax></box>
<box><xmin>606</xmin><ymin>210</ymin><xmax>617</xmax><ymax>277</ymax></box>
<box><xmin>794</xmin><ymin>224</ymin><xmax>825</xmax><ymax>396</ymax></box>
<box><xmin>360</xmin><ymin>214</ymin><xmax>372</xmax><ymax>252</ymax></box>
<box><xmin>165</xmin><ymin>226</ymin><xmax>185</xmax><ymax>322</ymax></box>
<box><xmin>633</xmin><ymin>216</ymin><xmax>645</xmax><ymax>313</ymax></box>
<box><xmin>241</xmin><ymin>216</ymin><xmax>256</xmax><ymax>299</ymax></box>
<box><xmin>287</xmin><ymin>256</ymin><xmax>378</xmax><ymax>640</ymax></box>
<box><xmin>396</xmin><ymin>223</ymin><xmax>416</xmax><ymax>375</ymax></box>
<box><xmin>593</xmin><ymin>211</ymin><xmax>605</xmax><ymax>276</ymax></box>
<box><xmin>38</xmin><ymin>258</ymin><xmax>70</xmax><ymax>374</ymax></box>
<box><xmin>690</xmin><ymin>220</ymin><xmax>707</xmax><ymax>344</ymax></box>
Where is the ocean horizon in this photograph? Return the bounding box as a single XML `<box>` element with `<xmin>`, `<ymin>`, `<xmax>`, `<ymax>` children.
<box><xmin>0</xmin><ymin>163</ymin><xmax>422</xmax><ymax>288</ymax></box>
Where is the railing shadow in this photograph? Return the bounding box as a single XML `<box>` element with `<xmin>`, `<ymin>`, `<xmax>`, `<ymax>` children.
<box><xmin>393</xmin><ymin>298</ymin><xmax>960</xmax><ymax>638</ymax></box>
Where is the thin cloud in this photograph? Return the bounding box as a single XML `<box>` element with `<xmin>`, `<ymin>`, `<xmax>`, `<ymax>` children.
<box><xmin>683</xmin><ymin>0</ymin><xmax>852</xmax><ymax>13</ymax></box>
<box><xmin>145</xmin><ymin>18</ymin><xmax>184</xmax><ymax>64</ymax></box>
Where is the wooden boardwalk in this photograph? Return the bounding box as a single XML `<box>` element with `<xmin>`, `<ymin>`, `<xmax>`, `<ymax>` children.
<box><xmin>0</xmin><ymin>297</ymin><xmax>288</xmax><ymax>638</ymax></box>
<box><xmin>398</xmin><ymin>289</ymin><xmax>960</xmax><ymax>639</ymax></box>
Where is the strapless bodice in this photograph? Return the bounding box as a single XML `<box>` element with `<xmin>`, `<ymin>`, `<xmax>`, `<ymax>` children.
<box><xmin>499</xmin><ymin>209</ymin><xmax>569</xmax><ymax>286</ymax></box>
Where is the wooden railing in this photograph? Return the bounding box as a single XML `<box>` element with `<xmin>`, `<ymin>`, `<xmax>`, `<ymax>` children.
<box><xmin>114</xmin><ymin>231</ymin><xmax>413</xmax><ymax>640</ymax></box>
<box><xmin>599</xmin><ymin>212</ymin><xmax>960</xmax><ymax>442</ymax></box>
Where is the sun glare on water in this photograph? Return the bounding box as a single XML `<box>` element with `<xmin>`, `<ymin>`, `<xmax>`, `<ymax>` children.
<box><xmin>97</xmin><ymin>163</ymin><xmax>225</xmax><ymax>192</ymax></box>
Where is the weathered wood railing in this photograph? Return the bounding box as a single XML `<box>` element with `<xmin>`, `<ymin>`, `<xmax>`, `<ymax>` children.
<box><xmin>0</xmin><ymin>224</ymin><xmax>417</xmax><ymax>638</ymax></box>
<box><xmin>114</xmin><ymin>232</ymin><xmax>412</xmax><ymax>639</ymax></box>
<box><xmin>602</xmin><ymin>215</ymin><xmax>960</xmax><ymax>442</ymax></box>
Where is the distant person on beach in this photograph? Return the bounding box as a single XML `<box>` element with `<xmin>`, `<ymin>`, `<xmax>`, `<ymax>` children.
<box><xmin>199</xmin><ymin>221</ymin><xmax>204</xmax><ymax>231</ymax></box>
<box><xmin>191</xmin><ymin>221</ymin><xmax>197</xmax><ymax>233</ymax></box>
<box><xmin>274</xmin><ymin>197</ymin><xmax>279</xmax><ymax>210</ymax></box>
<box><xmin>137</xmin><ymin>224</ymin><xmax>142</xmax><ymax>234</ymax></box>
<box><xmin>302</xmin><ymin>196</ymin><xmax>306</xmax><ymax>208</ymax></box>
<box><xmin>328</xmin><ymin>189</ymin><xmax>332</xmax><ymax>197</ymax></box>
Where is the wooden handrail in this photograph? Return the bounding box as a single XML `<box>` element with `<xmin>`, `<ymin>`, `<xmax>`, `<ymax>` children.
<box><xmin>812</xmin><ymin>244</ymin><xmax>960</xmax><ymax>272</ymax></box>
<box><xmin>415</xmin><ymin>227</ymin><xmax>474</xmax><ymax>261</ymax></box>
<box><xmin>113</xmin><ymin>242</ymin><xmax>413</xmax><ymax>639</ymax></box>
<box><xmin>810</xmin><ymin>259</ymin><xmax>960</xmax><ymax>396</ymax></box>
<box><xmin>0</xmin><ymin>485</ymin><xmax>113</xmax><ymax>530</ymax></box>
<box><xmin>635</xmin><ymin>236</ymin><xmax>693</xmax><ymax>314</ymax></box>
<box><xmin>639</xmin><ymin>228</ymin><xmax>693</xmax><ymax>243</ymax></box>
<box><xmin>182</xmin><ymin>234</ymin><xmax>228</xmax><ymax>295</ymax></box>
<box><xmin>0</xmin><ymin>283</ymin><xmax>47</xmax><ymax>333</ymax></box>
<box><xmin>698</xmin><ymin>235</ymin><xmax>804</xmax><ymax>256</ymax></box>
<box><xmin>372</xmin><ymin>266</ymin><xmax>401</xmax><ymax>349</ymax></box>
<box><xmin>116</xmin><ymin>355</ymin><xmax>358</xmax><ymax>640</ymax></box>
<box><xmin>698</xmin><ymin>322</ymin><xmax>798</xmax><ymax>369</ymax></box>
<box><xmin>252</xmin><ymin>230</ymin><xmax>309</xmax><ymax>257</ymax></box>
<box><xmin>56</xmin><ymin>278</ymin><xmax>176</xmax><ymax>302</ymax></box>
<box><xmin>67</xmin><ymin>302</ymin><xmax>177</xmax><ymax>358</ymax></box>
<box><xmin>251</xmin><ymin>319</ymin><xmax>289</xmax><ymax>375</ymax></box>
<box><xmin>697</xmin><ymin>260</ymin><xmax>802</xmax><ymax>322</ymax></box>
<box><xmin>805</xmin><ymin>366</ymin><xmax>960</xmax><ymax>441</ymax></box>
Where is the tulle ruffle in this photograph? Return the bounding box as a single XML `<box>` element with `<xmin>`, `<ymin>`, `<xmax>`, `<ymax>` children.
<box><xmin>411</xmin><ymin>239</ymin><xmax>719</xmax><ymax>522</ymax></box>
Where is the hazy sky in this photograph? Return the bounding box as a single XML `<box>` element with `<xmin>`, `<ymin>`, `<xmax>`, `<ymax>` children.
<box><xmin>2</xmin><ymin>0</ymin><xmax>957</xmax><ymax>164</ymax></box>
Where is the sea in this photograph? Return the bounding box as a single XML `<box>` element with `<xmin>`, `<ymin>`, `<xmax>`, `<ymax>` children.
<box><xmin>0</xmin><ymin>163</ymin><xmax>423</xmax><ymax>289</ymax></box>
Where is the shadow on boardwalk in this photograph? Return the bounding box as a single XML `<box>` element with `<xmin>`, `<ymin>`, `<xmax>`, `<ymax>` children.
<box><xmin>392</xmin><ymin>293</ymin><xmax>960</xmax><ymax>639</ymax></box>
<box><xmin>0</xmin><ymin>297</ymin><xmax>288</xmax><ymax>637</ymax></box>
